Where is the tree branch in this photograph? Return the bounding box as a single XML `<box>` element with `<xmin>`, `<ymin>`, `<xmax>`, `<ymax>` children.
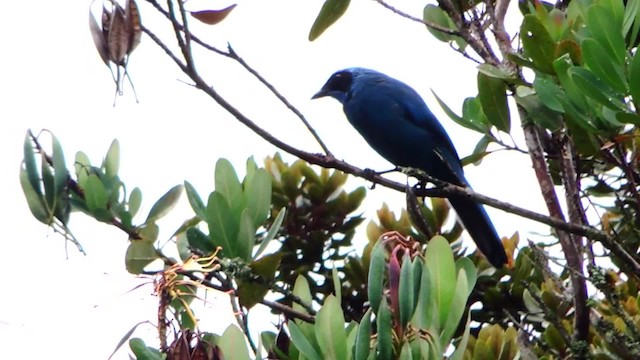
<box><xmin>557</xmin><ymin>135</ymin><xmax>589</xmax><ymax>350</ymax></box>
<box><xmin>375</xmin><ymin>0</ymin><xmax>461</xmax><ymax>36</ymax></box>
<box><xmin>175</xmin><ymin>269</ymin><xmax>315</xmax><ymax>323</ymax></box>
<box><xmin>522</xmin><ymin>121</ymin><xmax>589</xmax><ymax>352</ymax></box>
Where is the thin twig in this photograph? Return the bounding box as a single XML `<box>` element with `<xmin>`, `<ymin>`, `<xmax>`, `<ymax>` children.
<box><xmin>173</xmin><ymin>269</ymin><xmax>316</xmax><ymax>323</ymax></box>
<box><xmin>376</xmin><ymin>0</ymin><xmax>461</xmax><ymax>36</ymax></box>
<box><xmin>143</xmin><ymin>0</ymin><xmax>331</xmax><ymax>155</ymax></box>
<box><xmin>226</xmin><ymin>44</ymin><xmax>333</xmax><ymax>156</ymax></box>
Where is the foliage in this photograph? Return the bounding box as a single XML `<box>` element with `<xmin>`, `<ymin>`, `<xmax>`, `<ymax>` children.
<box><xmin>19</xmin><ymin>0</ymin><xmax>640</xmax><ymax>358</ymax></box>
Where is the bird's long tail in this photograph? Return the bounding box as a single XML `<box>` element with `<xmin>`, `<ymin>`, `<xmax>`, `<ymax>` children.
<box><xmin>447</xmin><ymin>195</ymin><xmax>507</xmax><ymax>267</ymax></box>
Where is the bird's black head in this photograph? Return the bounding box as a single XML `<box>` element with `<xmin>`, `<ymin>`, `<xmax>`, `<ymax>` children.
<box><xmin>312</xmin><ymin>70</ymin><xmax>354</xmax><ymax>103</ymax></box>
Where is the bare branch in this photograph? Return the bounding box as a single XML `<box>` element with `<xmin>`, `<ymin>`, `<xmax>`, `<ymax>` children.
<box><xmin>375</xmin><ymin>0</ymin><xmax>461</xmax><ymax>36</ymax></box>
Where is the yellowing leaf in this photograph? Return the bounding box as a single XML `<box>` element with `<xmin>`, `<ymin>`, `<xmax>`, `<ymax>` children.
<box><xmin>191</xmin><ymin>4</ymin><xmax>237</xmax><ymax>25</ymax></box>
<box><xmin>108</xmin><ymin>6</ymin><xmax>129</xmax><ymax>65</ymax></box>
<box><xmin>126</xmin><ymin>0</ymin><xmax>142</xmax><ymax>54</ymax></box>
<box><xmin>89</xmin><ymin>7</ymin><xmax>109</xmax><ymax>66</ymax></box>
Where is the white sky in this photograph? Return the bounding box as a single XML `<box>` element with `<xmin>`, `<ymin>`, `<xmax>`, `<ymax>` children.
<box><xmin>0</xmin><ymin>0</ymin><xmax>547</xmax><ymax>358</ymax></box>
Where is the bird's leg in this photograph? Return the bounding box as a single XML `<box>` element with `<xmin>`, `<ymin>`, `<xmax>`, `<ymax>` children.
<box><xmin>362</xmin><ymin>167</ymin><xmax>400</xmax><ymax>189</ymax></box>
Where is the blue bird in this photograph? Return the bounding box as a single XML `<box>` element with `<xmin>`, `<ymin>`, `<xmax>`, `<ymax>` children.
<box><xmin>312</xmin><ymin>68</ymin><xmax>507</xmax><ymax>267</ymax></box>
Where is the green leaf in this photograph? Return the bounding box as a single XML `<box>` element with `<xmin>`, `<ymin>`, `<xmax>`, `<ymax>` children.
<box><xmin>41</xmin><ymin>154</ymin><xmax>55</xmax><ymax>211</ymax></box>
<box><xmin>129</xmin><ymin>338</ymin><xmax>164</xmax><ymax>360</ymax></box>
<box><xmin>432</xmin><ymin>90</ymin><xmax>486</xmax><ymax>133</ymax></box>
<box><xmin>423</xmin><ymin>4</ymin><xmax>456</xmax><ymax>42</ymax></box>
<box><xmin>139</xmin><ymin>222</ymin><xmax>159</xmax><ymax>243</ymax></box>
<box><xmin>532</xmin><ymin>76</ymin><xmax>565</xmax><ymax>113</ymax></box>
<box><xmin>412</xmin><ymin>252</ymin><xmax>434</xmax><ymax>329</ymax></box>
<box><xmin>244</xmin><ymin>169</ymin><xmax>272</xmax><ymax>228</ymax></box>
<box><xmin>308</xmin><ymin>0</ymin><xmax>350</xmax><ymax>41</ymax></box>
<box><xmin>398</xmin><ymin>254</ymin><xmax>415</xmax><ymax>330</ymax></box>
<box><xmin>603</xmin><ymin>0</ymin><xmax>625</xmax><ymax>27</ymax></box>
<box><xmin>51</xmin><ymin>135</ymin><xmax>68</xmax><ymax>198</ymax></box>
<box><xmin>236</xmin><ymin>209</ymin><xmax>256</xmax><ymax>261</ymax></box>
<box><xmin>626</xmin><ymin>0</ymin><xmax>640</xmax><ymax>46</ymax></box>
<box><xmin>629</xmin><ymin>51</ymin><xmax>640</xmax><ymax>106</ymax></box>
<box><xmin>84</xmin><ymin>174</ymin><xmax>108</xmax><ymax>213</ymax></box>
<box><xmin>461</xmin><ymin>135</ymin><xmax>493</xmax><ymax>166</ymax></box>
<box><xmin>411</xmin><ymin>258</ymin><xmax>423</xmax><ymax>312</ymax></box>
<box><xmin>289</xmin><ymin>321</ymin><xmax>322</xmax><ymax>360</ymax></box>
<box><xmin>103</xmin><ymin>139</ymin><xmax>119</xmax><ymax>178</ymax></box>
<box><xmin>456</xmin><ymin>257</ymin><xmax>478</xmax><ymax>295</ymax></box>
<box><xmin>624</xmin><ymin>0</ymin><xmax>640</xmax><ymax>37</ymax></box>
<box><xmin>582</xmin><ymin>38</ymin><xmax>628</xmax><ymax>93</ymax></box>
<box><xmin>23</xmin><ymin>132</ymin><xmax>42</xmax><ymax>196</ymax></box>
<box><xmin>187</xmin><ymin>227</ymin><xmax>216</xmax><ymax>254</ymax></box>
<box><xmin>440</xmin><ymin>269</ymin><xmax>468</xmax><ymax>345</ymax></box>
<box><xmin>219</xmin><ymin>325</ymin><xmax>251</xmax><ymax>360</ymax></box>
<box><xmin>146</xmin><ymin>184</ymin><xmax>183</xmax><ymax>223</ymax></box>
<box><xmin>462</xmin><ymin>97</ymin><xmax>490</xmax><ymax>132</ymax></box>
<box><xmin>477</xmin><ymin>72</ymin><xmax>510</xmax><ymax>132</ymax></box>
<box><xmin>20</xmin><ymin>167</ymin><xmax>50</xmax><ymax>224</ymax></box>
<box><xmin>425</xmin><ymin>236</ymin><xmax>456</xmax><ymax>332</ymax></box>
<box><xmin>184</xmin><ymin>180</ymin><xmax>206</xmax><ymax>220</ymax></box>
<box><xmin>521</xmin><ymin>14</ymin><xmax>556</xmax><ymax>73</ymax></box>
<box><xmin>450</xmin><ymin>313</ymin><xmax>472</xmax><ymax>360</ymax></box>
<box><xmin>367</xmin><ymin>240</ymin><xmax>386</xmax><ymax>314</ymax></box>
<box><xmin>237</xmin><ymin>252</ymin><xmax>282</xmax><ymax>309</ymax></box>
<box><xmin>292</xmin><ymin>275</ymin><xmax>313</xmax><ymax>314</ymax></box>
<box><xmin>125</xmin><ymin>241</ymin><xmax>159</xmax><ymax>274</ymax></box>
<box><xmin>215</xmin><ymin>158</ymin><xmax>242</xmax><ymax>206</ymax></box>
<box><xmin>315</xmin><ymin>295</ymin><xmax>347</xmax><ymax>360</ymax></box>
<box><xmin>354</xmin><ymin>309</ymin><xmax>372</xmax><ymax>360</ymax></box>
<box><xmin>568</xmin><ymin>67</ymin><xmax>626</xmax><ymax>111</ymax></box>
<box><xmin>553</xmin><ymin>54</ymin><xmax>589</xmax><ymax>111</ymax></box>
<box><xmin>515</xmin><ymin>91</ymin><xmax>563</xmax><ymax>131</ymax></box>
<box><xmin>376</xmin><ymin>299</ymin><xmax>393</xmax><ymax>360</ymax></box>
<box><xmin>477</xmin><ymin>64</ymin><xmax>513</xmax><ymax>80</ymax></box>
<box><xmin>332</xmin><ymin>266</ymin><xmax>342</xmax><ymax>301</ymax></box>
<box><xmin>587</xmin><ymin>4</ymin><xmax>626</xmax><ymax>65</ymax></box>
<box><xmin>108</xmin><ymin>321</ymin><xmax>148</xmax><ymax>360</ymax></box>
<box><xmin>206</xmin><ymin>192</ymin><xmax>239</xmax><ymax>258</ymax></box>
<box><xmin>253</xmin><ymin>207</ymin><xmax>286</xmax><ymax>260</ymax></box>
<box><xmin>129</xmin><ymin>187</ymin><xmax>142</xmax><ymax>218</ymax></box>
<box><xmin>260</xmin><ymin>331</ymin><xmax>277</xmax><ymax>355</ymax></box>
<box><xmin>176</xmin><ymin>231</ymin><xmax>192</xmax><ymax>261</ymax></box>
<box><xmin>74</xmin><ymin>151</ymin><xmax>92</xmax><ymax>186</ymax></box>
<box><xmin>399</xmin><ymin>342</ymin><xmax>412</xmax><ymax>360</ymax></box>
<box><xmin>617</xmin><ymin>112</ymin><xmax>640</xmax><ymax>125</ymax></box>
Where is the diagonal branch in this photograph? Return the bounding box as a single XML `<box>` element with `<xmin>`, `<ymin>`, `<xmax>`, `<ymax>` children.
<box><xmin>375</xmin><ymin>0</ymin><xmax>461</xmax><ymax>36</ymax></box>
<box><xmin>143</xmin><ymin>0</ymin><xmax>332</xmax><ymax>155</ymax></box>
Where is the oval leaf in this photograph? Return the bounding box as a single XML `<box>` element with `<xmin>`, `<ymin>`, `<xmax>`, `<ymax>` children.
<box><xmin>125</xmin><ymin>241</ymin><xmax>159</xmax><ymax>274</ymax></box>
<box><xmin>354</xmin><ymin>309</ymin><xmax>372</xmax><ymax>360</ymax></box>
<box><xmin>425</xmin><ymin>236</ymin><xmax>456</xmax><ymax>332</ymax></box>
<box><xmin>315</xmin><ymin>295</ymin><xmax>347</xmax><ymax>360</ymax></box>
<box><xmin>191</xmin><ymin>4</ymin><xmax>237</xmax><ymax>25</ymax></box>
<box><xmin>630</xmin><ymin>51</ymin><xmax>640</xmax><ymax>106</ymax></box>
<box><xmin>477</xmin><ymin>72</ymin><xmax>511</xmax><ymax>132</ymax></box>
<box><xmin>309</xmin><ymin>0</ymin><xmax>350</xmax><ymax>41</ymax></box>
<box><xmin>568</xmin><ymin>67</ymin><xmax>626</xmax><ymax>111</ymax></box>
<box><xmin>521</xmin><ymin>14</ymin><xmax>556</xmax><ymax>73</ymax></box>
<box><xmin>146</xmin><ymin>184</ymin><xmax>183</xmax><ymax>223</ymax></box>
<box><xmin>288</xmin><ymin>321</ymin><xmax>322</xmax><ymax>360</ymax></box>
<box><xmin>582</xmin><ymin>38</ymin><xmax>628</xmax><ymax>93</ymax></box>
<box><xmin>20</xmin><ymin>167</ymin><xmax>50</xmax><ymax>224</ymax></box>
<box><xmin>219</xmin><ymin>325</ymin><xmax>251</xmax><ymax>360</ymax></box>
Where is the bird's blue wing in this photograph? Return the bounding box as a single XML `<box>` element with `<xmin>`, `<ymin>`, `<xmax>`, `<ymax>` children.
<box><xmin>346</xmin><ymin>73</ymin><xmax>467</xmax><ymax>185</ymax></box>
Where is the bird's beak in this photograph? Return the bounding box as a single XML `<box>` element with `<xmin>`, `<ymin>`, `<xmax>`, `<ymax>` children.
<box><xmin>311</xmin><ymin>88</ymin><xmax>328</xmax><ymax>100</ymax></box>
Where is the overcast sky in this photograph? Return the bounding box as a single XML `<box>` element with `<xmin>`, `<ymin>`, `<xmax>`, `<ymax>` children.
<box><xmin>0</xmin><ymin>0</ymin><xmax>545</xmax><ymax>358</ymax></box>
